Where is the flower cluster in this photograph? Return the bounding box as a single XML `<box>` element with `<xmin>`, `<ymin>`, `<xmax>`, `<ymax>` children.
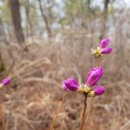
<box><xmin>63</xmin><ymin>38</ymin><xmax>112</xmax><ymax>97</ymax></box>
<box><xmin>63</xmin><ymin>67</ymin><xmax>105</xmax><ymax>97</ymax></box>
<box><xmin>91</xmin><ymin>38</ymin><xmax>112</xmax><ymax>58</ymax></box>
<box><xmin>54</xmin><ymin>38</ymin><xmax>112</xmax><ymax>130</ymax></box>
<box><xmin>0</xmin><ymin>77</ymin><xmax>11</xmax><ymax>89</ymax></box>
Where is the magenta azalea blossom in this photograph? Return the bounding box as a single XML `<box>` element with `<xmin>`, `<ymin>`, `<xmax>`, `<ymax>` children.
<box><xmin>99</xmin><ymin>38</ymin><xmax>112</xmax><ymax>55</ymax></box>
<box><xmin>92</xmin><ymin>38</ymin><xmax>112</xmax><ymax>57</ymax></box>
<box><xmin>86</xmin><ymin>67</ymin><xmax>103</xmax><ymax>87</ymax></box>
<box><xmin>99</xmin><ymin>38</ymin><xmax>109</xmax><ymax>48</ymax></box>
<box><xmin>63</xmin><ymin>67</ymin><xmax>105</xmax><ymax>97</ymax></box>
<box><xmin>94</xmin><ymin>86</ymin><xmax>105</xmax><ymax>96</ymax></box>
<box><xmin>100</xmin><ymin>47</ymin><xmax>112</xmax><ymax>54</ymax></box>
<box><xmin>0</xmin><ymin>77</ymin><xmax>11</xmax><ymax>86</ymax></box>
<box><xmin>63</xmin><ymin>78</ymin><xmax>79</xmax><ymax>91</ymax></box>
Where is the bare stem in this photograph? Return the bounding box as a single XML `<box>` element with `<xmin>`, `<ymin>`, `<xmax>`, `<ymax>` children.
<box><xmin>83</xmin><ymin>97</ymin><xmax>93</xmax><ymax>130</ymax></box>
<box><xmin>83</xmin><ymin>57</ymin><xmax>100</xmax><ymax>129</ymax></box>
<box><xmin>80</xmin><ymin>96</ymin><xmax>87</xmax><ymax>130</ymax></box>
<box><xmin>50</xmin><ymin>92</ymin><xmax>67</xmax><ymax>130</ymax></box>
<box><xmin>96</xmin><ymin>58</ymin><xmax>101</xmax><ymax>67</ymax></box>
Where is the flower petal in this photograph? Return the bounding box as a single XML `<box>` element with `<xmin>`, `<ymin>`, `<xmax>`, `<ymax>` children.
<box><xmin>1</xmin><ymin>77</ymin><xmax>11</xmax><ymax>86</ymax></box>
<box><xmin>101</xmin><ymin>47</ymin><xmax>112</xmax><ymax>54</ymax></box>
<box><xmin>63</xmin><ymin>78</ymin><xmax>79</xmax><ymax>91</ymax></box>
<box><xmin>94</xmin><ymin>86</ymin><xmax>105</xmax><ymax>96</ymax></box>
<box><xmin>99</xmin><ymin>38</ymin><xmax>110</xmax><ymax>48</ymax></box>
<box><xmin>85</xmin><ymin>67</ymin><xmax>103</xmax><ymax>87</ymax></box>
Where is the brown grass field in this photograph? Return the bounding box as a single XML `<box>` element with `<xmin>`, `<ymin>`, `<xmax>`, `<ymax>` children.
<box><xmin>0</xmin><ymin>26</ymin><xmax>130</xmax><ymax>130</ymax></box>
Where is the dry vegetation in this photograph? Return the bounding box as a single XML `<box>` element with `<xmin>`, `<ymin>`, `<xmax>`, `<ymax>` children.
<box><xmin>0</xmin><ymin>22</ymin><xmax>130</xmax><ymax>130</ymax></box>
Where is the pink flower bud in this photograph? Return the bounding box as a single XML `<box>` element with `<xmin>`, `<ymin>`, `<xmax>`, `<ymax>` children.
<box><xmin>63</xmin><ymin>78</ymin><xmax>79</xmax><ymax>91</ymax></box>
<box><xmin>94</xmin><ymin>86</ymin><xmax>105</xmax><ymax>96</ymax></box>
<box><xmin>101</xmin><ymin>47</ymin><xmax>112</xmax><ymax>54</ymax></box>
<box><xmin>86</xmin><ymin>67</ymin><xmax>103</xmax><ymax>87</ymax></box>
<box><xmin>99</xmin><ymin>38</ymin><xmax>109</xmax><ymax>48</ymax></box>
<box><xmin>1</xmin><ymin>77</ymin><xmax>11</xmax><ymax>86</ymax></box>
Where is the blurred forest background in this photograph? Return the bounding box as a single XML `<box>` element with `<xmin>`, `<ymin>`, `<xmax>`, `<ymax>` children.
<box><xmin>0</xmin><ymin>0</ymin><xmax>130</xmax><ymax>130</ymax></box>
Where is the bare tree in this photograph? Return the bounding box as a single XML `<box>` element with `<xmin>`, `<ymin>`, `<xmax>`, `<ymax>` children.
<box><xmin>38</xmin><ymin>0</ymin><xmax>52</xmax><ymax>37</ymax></box>
<box><xmin>0</xmin><ymin>18</ymin><xmax>5</xmax><ymax>40</ymax></box>
<box><xmin>24</xmin><ymin>0</ymin><xmax>33</xmax><ymax>38</ymax></box>
<box><xmin>104</xmin><ymin>0</ymin><xmax>110</xmax><ymax>17</ymax></box>
<box><xmin>100</xmin><ymin>0</ymin><xmax>110</xmax><ymax>39</ymax></box>
<box><xmin>9</xmin><ymin>0</ymin><xmax>25</xmax><ymax>43</ymax></box>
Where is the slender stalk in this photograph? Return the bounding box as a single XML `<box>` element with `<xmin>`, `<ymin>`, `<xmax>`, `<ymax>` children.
<box><xmin>50</xmin><ymin>92</ymin><xmax>67</xmax><ymax>130</ymax></box>
<box><xmin>83</xmin><ymin>58</ymin><xmax>101</xmax><ymax>130</ymax></box>
<box><xmin>1</xmin><ymin>118</ymin><xmax>7</xmax><ymax>130</ymax></box>
<box><xmin>96</xmin><ymin>58</ymin><xmax>101</xmax><ymax>67</ymax></box>
<box><xmin>83</xmin><ymin>97</ymin><xmax>93</xmax><ymax>130</ymax></box>
<box><xmin>80</xmin><ymin>96</ymin><xmax>87</xmax><ymax>130</ymax></box>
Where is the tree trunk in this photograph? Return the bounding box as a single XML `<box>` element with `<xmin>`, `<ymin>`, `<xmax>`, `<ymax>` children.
<box><xmin>25</xmin><ymin>0</ymin><xmax>33</xmax><ymax>38</ymax></box>
<box><xmin>38</xmin><ymin>0</ymin><xmax>52</xmax><ymax>37</ymax></box>
<box><xmin>0</xmin><ymin>18</ymin><xmax>6</xmax><ymax>41</ymax></box>
<box><xmin>104</xmin><ymin>0</ymin><xmax>109</xmax><ymax>17</ymax></box>
<box><xmin>9</xmin><ymin>0</ymin><xmax>25</xmax><ymax>43</ymax></box>
<box><xmin>100</xmin><ymin>0</ymin><xmax>110</xmax><ymax>39</ymax></box>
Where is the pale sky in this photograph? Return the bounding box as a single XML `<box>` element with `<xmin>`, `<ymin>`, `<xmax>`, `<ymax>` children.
<box><xmin>55</xmin><ymin>0</ymin><xmax>130</xmax><ymax>9</ymax></box>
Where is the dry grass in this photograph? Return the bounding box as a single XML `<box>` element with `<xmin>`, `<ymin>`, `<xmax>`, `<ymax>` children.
<box><xmin>0</xmin><ymin>23</ymin><xmax>130</xmax><ymax>130</ymax></box>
